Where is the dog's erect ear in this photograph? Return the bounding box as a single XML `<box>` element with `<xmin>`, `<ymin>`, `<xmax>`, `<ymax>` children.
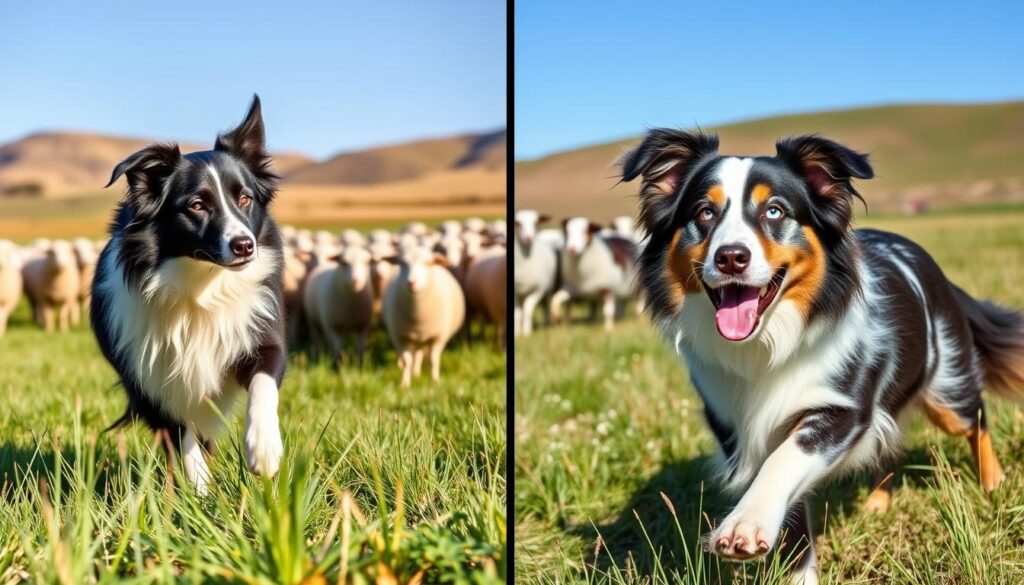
<box><xmin>215</xmin><ymin>95</ymin><xmax>278</xmax><ymax>192</ymax></box>
<box><xmin>106</xmin><ymin>143</ymin><xmax>181</xmax><ymax>220</ymax></box>
<box><xmin>776</xmin><ymin>135</ymin><xmax>873</xmax><ymax>233</ymax></box>
<box><xmin>619</xmin><ymin>129</ymin><xmax>719</xmax><ymax>232</ymax></box>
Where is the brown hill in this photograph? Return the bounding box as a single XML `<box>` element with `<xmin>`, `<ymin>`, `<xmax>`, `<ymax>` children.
<box><xmin>286</xmin><ymin>129</ymin><xmax>506</xmax><ymax>185</ymax></box>
<box><xmin>0</xmin><ymin>131</ymin><xmax>313</xmax><ymax>198</ymax></box>
<box><xmin>514</xmin><ymin>101</ymin><xmax>1024</xmax><ymax>220</ymax></box>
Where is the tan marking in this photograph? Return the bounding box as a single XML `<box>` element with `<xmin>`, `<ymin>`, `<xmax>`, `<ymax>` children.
<box><xmin>751</xmin><ymin>183</ymin><xmax>772</xmax><ymax>205</ymax></box>
<box><xmin>968</xmin><ymin>428</ymin><xmax>1004</xmax><ymax>492</ymax></box>
<box><xmin>707</xmin><ymin>185</ymin><xmax>725</xmax><ymax>207</ymax></box>
<box><xmin>922</xmin><ymin>399</ymin><xmax>971</xmax><ymax>435</ymax></box>
<box><xmin>863</xmin><ymin>469</ymin><xmax>893</xmax><ymax>513</ymax></box>
<box><xmin>663</xmin><ymin>228</ymin><xmax>706</xmax><ymax>312</ymax></box>
<box><xmin>759</xmin><ymin>226</ymin><xmax>826</xmax><ymax>317</ymax></box>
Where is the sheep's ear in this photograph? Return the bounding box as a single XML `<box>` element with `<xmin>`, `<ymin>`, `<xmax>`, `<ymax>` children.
<box><xmin>775</xmin><ymin>135</ymin><xmax>873</xmax><ymax>233</ymax></box>
<box><xmin>294</xmin><ymin>250</ymin><xmax>313</xmax><ymax>264</ymax></box>
<box><xmin>215</xmin><ymin>94</ymin><xmax>277</xmax><ymax>196</ymax></box>
<box><xmin>538</xmin><ymin>213</ymin><xmax>551</xmax><ymax>223</ymax></box>
<box><xmin>432</xmin><ymin>253</ymin><xmax>451</xmax><ymax>268</ymax></box>
<box><xmin>618</xmin><ymin>129</ymin><xmax>719</xmax><ymax>232</ymax></box>
<box><xmin>383</xmin><ymin>255</ymin><xmax>400</xmax><ymax>264</ymax></box>
<box><xmin>588</xmin><ymin>222</ymin><xmax>602</xmax><ymax>234</ymax></box>
<box><xmin>107</xmin><ymin>143</ymin><xmax>181</xmax><ymax>221</ymax></box>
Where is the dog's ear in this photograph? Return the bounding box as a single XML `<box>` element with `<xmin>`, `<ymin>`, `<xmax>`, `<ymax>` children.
<box><xmin>215</xmin><ymin>94</ymin><xmax>277</xmax><ymax>195</ymax></box>
<box><xmin>619</xmin><ymin>129</ymin><xmax>719</xmax><ymax>232</ymax></box>
<box><xmin>776</xmin><ymin>135</ymin><xmax>873</xmax><ymax>234</ymax></box>
<box><xmin>106</xmin><ymin>143</ymin><xmax>181</xmax><ymax>220</ymax></box>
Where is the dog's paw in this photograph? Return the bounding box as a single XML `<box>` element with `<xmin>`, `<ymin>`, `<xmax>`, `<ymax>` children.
<box><xmin>711</xmin><ymin>508</ymin><xmax>781</xmax><ymax>561</ymax></box>
<box><xmin>245</xmin><ymin>414</ymin><xmax>283</xmax><ymax>478</ymax></box>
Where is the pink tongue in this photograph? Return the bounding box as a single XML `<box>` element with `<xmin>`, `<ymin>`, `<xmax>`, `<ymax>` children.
<box><xmin>715</xmin><ymin>285</ymin><xmax>760</xmax><ymax>341</ymax></box>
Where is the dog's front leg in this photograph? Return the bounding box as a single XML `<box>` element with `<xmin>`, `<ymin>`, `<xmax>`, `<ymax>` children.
<box><xmin>236</xmin><ymin>345</ymin><xmax>286</xmax><ymax>478</ymax></box>
<box><xmin>712</xmin><ymin>407</ymin><xmax>861</xmax><ymax>572</ymax></box>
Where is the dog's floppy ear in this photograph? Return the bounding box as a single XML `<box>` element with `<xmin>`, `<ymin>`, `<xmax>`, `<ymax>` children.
<box><xmin>106</xmin><ymin>143</ymin><xmax>181</xmax><ymax>221</ymax></box>
<box><xmin>776</xmin><ymin>135</ymin><xmax>873</xmax><ymax>233</ymax></box>
<box><xmin>215</xmin><ymin>94</ymin><xmax>278</xmax><ymax>195</ymax></box>
<box><xmin>619</xmin><ymin>129</ymin><xmax>719</xmax><ymax>232</ymax></box>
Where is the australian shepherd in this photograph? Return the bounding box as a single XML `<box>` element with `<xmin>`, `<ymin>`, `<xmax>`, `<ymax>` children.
<box><xmin>619</xmin><ymin>131</ymin><xmax>1024</xmax><ymax>583</ymax></box>
<box><xmin>92</xmin><ymin>96</ymin><xmax>286</xmax><ymax>493</ymax></box>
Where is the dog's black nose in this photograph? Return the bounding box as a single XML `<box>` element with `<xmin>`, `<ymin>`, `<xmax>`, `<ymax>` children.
<box><xmin>230</xmin><ymin>236</ymin><xmax>255</xmax><ymax>258</ymax></box>
<box><xmin>715</xmin><ymin>245</ymin><xmax>750</xmax><ymax>275</ymax></box>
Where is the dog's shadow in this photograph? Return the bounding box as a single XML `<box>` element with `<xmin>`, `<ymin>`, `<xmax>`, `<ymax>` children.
<box><xmin>569</xmin><ymin>446</ymin><xmax>935</xmax><ymax>582</ymax></box>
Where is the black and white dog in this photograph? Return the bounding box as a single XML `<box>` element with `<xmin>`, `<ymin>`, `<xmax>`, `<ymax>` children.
<box><xmin>620</xmin><ymin>131</ymin><xmax>1024</xmax><ymax>583</ymax></box>
<box><xmin>92</xmin><ymin>96</ymin><xmax>286</xmax><ymax>493</ymax></box>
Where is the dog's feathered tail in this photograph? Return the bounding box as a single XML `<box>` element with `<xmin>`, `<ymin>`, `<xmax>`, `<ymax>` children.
<box><xmin>954</xmin><ymin>285</ymin><xmax>1024</xmax><ymax>401</ymax></box>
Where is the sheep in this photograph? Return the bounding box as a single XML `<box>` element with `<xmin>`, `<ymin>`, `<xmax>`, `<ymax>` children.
<box><xmin>402</xmin><ymin>221</ymin><xmax>430</xmax><ymax>237</ymax></box>
<box><xmin>463</xmin><ymin>217</ymin><xmax>487</xmax><ymax>234</ymax></box>
<box><xmin>382</xmin><ymin>247</ymin><xmax>465</xmax><ymax>387</ymax></box>
<box><xmin>438</xmin><ymin>219</ymin><xmax>463</xmax><ymax>238</ymax></box>
<box><xmin>368</xmin><ymin>241</ymin><xmax>398</xmax><ymax>318</ymax></box>
<box><xmin>303</xmin><ymin>246</ymin><xmax>375</xmax><ymax>367</ymax></box>
<box><xmin>70</xmin><ymin>237</ymin><xmax>99</xmax><ymax>326</ymax></box>
<box><xmin>434</xmin><ymin>234</ymin><xmax>466</xmax><ymax>275</ymax></box>
<box><xmin>512</xmin><ymin>210</ymin><xmax>558</xmax><ymax>336</ymax></box>
<box><xmin>282</xmin><ymin>246</ymin><xmax>313</xmax><ymax>345</ymax></box>
<box><xmin>0</xmin><ymin>240</ymin><xmax>23</xmax><ymax>338</ymax></box>
<box><xmin>339</xmin><ymin>228</ymin><xmax>367</xmax><ymax>249</ymax></box>
<box><xmin>465</xmin><ymin>247</ymin><xmax>507</xmax><ymax>346</ymax></box>
<box><xmin>551</xmin><ymin>217</ymin><xmax>637</xmax><ymax>331</ymax></box>
<box><xmin>368</xmin><ymin>229</ymin><xmax>393</xmax><ymax>247</ymax></box>
<box><xmin>487</xmin><ymin>219</ymin><xmax>507</xmax><ymax>243</ymax></box>
<box><xmin>22</xmin><ymin>239</ymin><xmax>81</xmax><ymax>333</ymax></box>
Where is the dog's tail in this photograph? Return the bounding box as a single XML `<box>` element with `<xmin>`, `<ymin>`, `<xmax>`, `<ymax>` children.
<box><xmin>954</xmin><ymin>285</ymin><xmax>1024</xmax><ymax>401</ymax></box>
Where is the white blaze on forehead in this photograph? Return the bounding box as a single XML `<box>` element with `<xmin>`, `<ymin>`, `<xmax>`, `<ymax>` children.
<box><xmin>704</xmin><ymin>157</ymin><xmax>774</xmax><ymax>285</ymax></box>
<box><xmin>564</xmin><ymin>216</ymin><xmax>590</xmax><ymax>253</ymax></box>
<box><xmin>208</xmin><ymin>165</ymin><xmax>256</xmax><ymax>257</ymax></box>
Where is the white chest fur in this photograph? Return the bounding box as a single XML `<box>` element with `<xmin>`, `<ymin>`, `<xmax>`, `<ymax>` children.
<box><xmin>97</xmin><ymin>240</ymin><xmax>280</xmax><ymax>427</ymax></box>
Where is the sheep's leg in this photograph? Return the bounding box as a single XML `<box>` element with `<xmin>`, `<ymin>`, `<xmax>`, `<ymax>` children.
<box><xmin>43</xmin><ymin>305</ymin><xmax>55</xmax><ymax>333</ymax></box>
<box><xmin>398</xmin><ymin>347</ymin><xmax>414</xmax><ymax>387</ymax></box>
<box><xmin>550</xmin><ymin>289</ymin><xmax>571</xmax><ymax>325</ymax></box>
<box><xmin>513</xmin><ymin>305</ymin><xmax>523</xmax><ymax>337</ymax></box>
<box><xmin>182</xmin><ymin>428</ymin><xmax>212</xmax><ymax>495</ymax></box>
<box><xmin>324</xmin><ymin>328</ymin><xmax>344</xmax><ymax>370</ymax></box>
<box><xmin>0</xmin><ymin>309</ymin><xmax>7</xmax><ymax>337</ymax></box>
<box><xmin>70</xmin><ymin>300</ymin><xmax>81</xmax><ymax>326</ymax></box>
<box><xmin>30</xmin><ymin>299</ymin><xmax>42</xmax><ymax>327</ymax></box>
<box><xmin>413</xmin><ymin>348</ymin><xmax>425</xmax><ymax>377</ymax></box>
<box><xmin>429</xmin><ymin>341</ymin><xmax>444</xmax><ymax>382</ymax></box>
<box><xmin>521</xmin><ymin>290</ymin><xmax>543</xmax><ymax>336</ymax></box>
<box><xmin>355</xmin><ymin>327</ymin><xmax>370</xmax><ymax>368</ymax></box>
<box><xmin>59</xmin><ymin>302</ymin><xmax>72</xmax><ymax>332</ymax></box>
<box><xmin>602</xmin><ymin>291</ymin><xmax>615</xmax><ymax>331</ymax></box>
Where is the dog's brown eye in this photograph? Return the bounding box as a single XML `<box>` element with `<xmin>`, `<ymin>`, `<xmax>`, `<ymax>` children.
<box><xmin>189</xmin><ymin>200</ymin><xmax>205</xmax><ymax>212</ymax></box>
<box><xmin>238</xmin><ymin>194</ymin><xmax>252</xmax><ymax>207</ymax></box>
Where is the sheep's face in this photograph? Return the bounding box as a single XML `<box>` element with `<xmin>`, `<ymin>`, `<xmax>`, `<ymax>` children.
<box><xmin>439</xmin><ymin>220</ymin><xmax>462</xmax><ymax>238</ymax></box>
<box><xmin>73</xmin><ymin>238</ymin><xmax>98</xmax><ymax>269</ymax></box>
<box><xmin>435</xmin><ymin>236</ymin><xmax>464</xmax><ymax>268</ymax></box>
<box><xmin>47</xmin><ymin>241</ymin><xmax>77</xmax><ymax>272</ymax></box>
<box><xmin>338</xmin><ymin>247</ymin><xmax>372</xmax><ymax>292</ymax></box>
<box><xmin>0</xmin><ymin>241</ymin><xmax>21</xmax><ymax>271</ymax></box>
<box><xmin>393</xmin><ymin>247</ymin><xmax>448</xmax><ymax>293</ymax></box>
<box><xmin>563</xmin><ymin>217</ymin><xmax>602</xmax><ymax>256</ymax></box>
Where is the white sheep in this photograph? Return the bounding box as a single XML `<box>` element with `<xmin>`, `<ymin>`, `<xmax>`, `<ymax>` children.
<box><xmin>282</xmin><ymin>245</ymin><xmax>313</xmax><ymax>345</ymax></box>
<box><xmin>465</xmin><ymin>246</ymin><xmax>507</xmax><ymax>346</ymax></box>
<box><xmin>22</xmin><ymin>239</ymin><xmax>81</xmax><ymax>333</ymax></box>
<box><xmin>70</xmin><ymin>237</ymin><xmax>99</xmax><ymax>326</ymax></box>
<box><xmin>339</xmin><ymin>228</ymin><xmax>367</xmax><ymax>249</ymax></box>
<box><xmin>438</xmin><ymin>219</ymin><xmax>463</xmax><ymax>238</ymax></box>
<box><xmin>368</xmin><ymin>241</ymin><xmax>398</xmax><ymax>319</ymax></box>
<box><xmin>382</xmin><ymin>247</ymin><xmax>465</xmax><ymax>387</ymax></box>
<box><xmin>463</xmin><ymin>217</ymin><xmax>487</xmax><ymax>234</ymax></box>
<box><xmin>0</xmin><ymin>240</ymin><xmax>23</xmax><ymax>338</ymax></box>
<box><xmin>552</xmin><ymin>217</ymin><xmax>637</xmax><ymax>331</ymax></box>
<box><xmin>303</xmin><ymin>246</ymin><xmax>375</xmax><ymax>366</ymax></box>
<box><xmin>512</xmin><ymin>210</ymin><xmax>558</xmax><ymax>336</ymax></box>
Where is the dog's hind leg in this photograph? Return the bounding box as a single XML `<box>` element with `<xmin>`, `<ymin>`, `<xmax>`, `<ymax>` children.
<box><xmin>922</xmin><ymin>397</ymin><xmax>1004</xmax><ymax>492</ymax></box>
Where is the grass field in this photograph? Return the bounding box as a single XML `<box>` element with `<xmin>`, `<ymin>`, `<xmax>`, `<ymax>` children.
<box><xmin>0</xmin><ymin>295</ymin><xmax>506</xmax><ymax>583</ymax></box>
<box><xmin>514</xmin><ymin>211</ymin><xmax>1024</xmax><ymax>584</ymax></box>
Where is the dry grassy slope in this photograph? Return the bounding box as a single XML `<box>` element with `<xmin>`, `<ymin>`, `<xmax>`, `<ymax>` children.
<box><xmin>514</xmin><ymin>101</ymin><xmax>1024</xmax><ymax>220</ymax></box>
<box><xmin>286</xmin><ymin>129</ymin><xmax>506</xmax><ymax>185</ymax></box>
<box><xmin>0</xmin><ymin>131</ymin><xmax>313</xmax><ymax>198</ymax></box>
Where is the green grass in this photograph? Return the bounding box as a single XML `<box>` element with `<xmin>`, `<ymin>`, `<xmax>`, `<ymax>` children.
<box><xmin>514</xmin><ymin>211</ymin><xmax>1024</xmax><ymax>584</ymax></box>
<box><xmin>0</xmin><ymin>298</ymin><xmax>506</xmax><ymax>583</ymax></box>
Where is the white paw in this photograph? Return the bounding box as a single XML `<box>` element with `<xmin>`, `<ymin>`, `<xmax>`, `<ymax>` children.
<box><xmin>711</xmin><ymin>507</ymin><xmax>783</xmax><ymax>561</ymax></box>
<box><xmin>245</xmin><ymin>414</ymin><xmax>283</xmax><ymax>478</ymax></box>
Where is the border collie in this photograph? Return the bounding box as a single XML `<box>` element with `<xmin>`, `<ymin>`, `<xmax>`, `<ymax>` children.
<box><xmin>92</xmin><ymin>96</ymin><xmax>286</xmax><ymax>494</ymax></box>
<box><xmin>620</xmin><ymin>130</ymin><xmax>1024</xmax><ymax>583</ymax></box>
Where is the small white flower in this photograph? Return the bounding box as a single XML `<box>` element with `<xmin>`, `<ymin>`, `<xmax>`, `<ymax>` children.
<box><xmin>596</xmin><ymin>421</ymin><xmax>610</xmax><ymax>435</ymax></box>
<box><xmin>646</xmin><ymin>440</ymin><xmax>656</xmax><ymax>451</ymax></box>
<box><xmin>560</xmin><ymin>399</ymin><xmax>572</xmax><ymax>410</ymax></box>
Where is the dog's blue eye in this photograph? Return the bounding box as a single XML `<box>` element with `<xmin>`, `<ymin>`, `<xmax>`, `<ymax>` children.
<box><xmin>765</xmin><ymin>205</ymin><xmax>784</xmax><ymax>220</ymax></box>
<box><xmin>699</xmin><ymin>208</ymin><xmax>715</xmax><ymax>221</ymax></box>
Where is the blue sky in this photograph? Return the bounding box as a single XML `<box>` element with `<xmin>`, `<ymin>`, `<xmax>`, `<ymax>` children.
<box><xmin>0</xmin><ymin>0</ymin><xmax>506</xmax><ymax>159</ymax></box>
<box><xmin>515</xmin><ymin>0</ymin><xmax>1024</xmax><ymax>159</ymax></box>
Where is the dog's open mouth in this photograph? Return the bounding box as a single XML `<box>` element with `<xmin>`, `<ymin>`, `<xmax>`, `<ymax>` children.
<box><xmin>703</xmin><ymin>268</ymin><xmax>787</xmax><ymax>341</ymax></box>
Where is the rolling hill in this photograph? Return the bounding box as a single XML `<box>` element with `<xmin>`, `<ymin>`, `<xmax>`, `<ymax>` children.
<box><xmin>514</xmin><ymin>101</ymin><xmax>1024</xmax><ymax>220</ymax></box>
